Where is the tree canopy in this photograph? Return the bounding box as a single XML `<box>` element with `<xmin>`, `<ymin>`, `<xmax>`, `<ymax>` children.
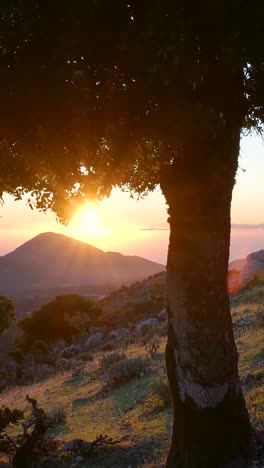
<box><xmin>1</xmin><ymin>1</ymin><xmax>264</xmax><ymax>220</ymax></box>
<box><xmin>17</xmin><ymin>294</ymin><xmax>102</xmax><ymax>348</ymax></box>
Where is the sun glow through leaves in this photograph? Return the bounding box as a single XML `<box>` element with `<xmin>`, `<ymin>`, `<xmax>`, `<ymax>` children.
<box><xmin>73</xmin><ymin>205</ymin><xmax>112</xmax><ymax>237</ymax></box>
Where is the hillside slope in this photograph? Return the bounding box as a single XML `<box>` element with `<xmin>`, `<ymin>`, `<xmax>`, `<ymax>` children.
<box><xmin>1</xmin><ymin>295</ymin><xmax>263</xmax><ymax>467</ymax></box>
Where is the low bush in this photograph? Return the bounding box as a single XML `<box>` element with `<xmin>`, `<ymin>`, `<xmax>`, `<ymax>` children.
<box><xmin>145</xmin><ymin>338</ymin><xmax>160</xmax><ymax>359</ymax></box>
<box><xmin>47</xmin><ymin>406</ymin><xmax>67</xmax><ymax>427</ymax></box>
<box><xmin>255</xmin><ymin>307</ymin><xmax>264</xmax><ymax>327</ymax></box>
<box><xmin>108</xmin><ymin>357</ymin><xmax>148</xmax><ymax>388</ymax></box>
<box><xmin>32</xmin><ymin>364</ymin><xmax>53</xmax><ymax>383</ymax></box>
<box><xmin>151</xmin><ymin>378</ymin><xmax>171</xmax><ymax>407</ymax></box>
<box><xmin>157</xmin><ymin>322</ymin><xmax>168</xmax><ymax>337</ymax></box>
<box><xmin>79</xmin><ymin>352</ymin><xmax>93</xmax><ymax>362</ymax></box>
<box><xmin>55</xmin><ymin>357</ymin><xmax>78</xmax><ymax>371</ymax></box>
<box><xmin>100</xmin><ymin>352</ymin><xmax>126</xmax><ymax>371</ymax></box>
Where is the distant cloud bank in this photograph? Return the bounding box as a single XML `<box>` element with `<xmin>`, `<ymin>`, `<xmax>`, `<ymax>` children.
<box><xmin>140</xmin><ymin>223</ymin><xmax>264</xmax><ymax>231</ymax></box>
<box><xmin>232</xmin><ymin>224</ymin><xmax>264</xmax><ymax>230</ymax></box>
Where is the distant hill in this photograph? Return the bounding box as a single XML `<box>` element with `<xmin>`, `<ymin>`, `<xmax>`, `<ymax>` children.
<box><xmin>228</xmin><ymin>258</ymin><xmax>247</xmax><ymax>272</ymax></box>
<box><xmin>228</xmin><ymin>249</ymin><xmax>264</xmax><ymax>294</ymax></box>
<box><xmin>0</xmin><ymin>232</ymin><xmax>165</xmax><ymax>294</ymax></box>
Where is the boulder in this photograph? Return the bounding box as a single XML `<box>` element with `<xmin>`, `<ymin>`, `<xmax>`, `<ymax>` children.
<box><xmin>234</xmin><ymin>315</ymin><xmax>253</xmax><ymax>328</ymax></box>
<box><xmin>68</xmin><ymin>344</ymin><xmax>82</xmax><ymax>354</ymax></box>
<box><xmin>85</xmin><ymin>332</ymin><xmax>104</xmax><ymax>349</ymax></box>
<box><xmin>240</xmin><ymin>372</ymin><xmax>255</xmax><ymax>386</ymax></box>
<box><xmin>135</xmin><ymin>317</ymin><xmax>158</xmax><ymax>334</ymax></box>
<box><xmin>109</xmin><ymin>328</ymin><xmax>129</xmax><ymax>342</ymax></box>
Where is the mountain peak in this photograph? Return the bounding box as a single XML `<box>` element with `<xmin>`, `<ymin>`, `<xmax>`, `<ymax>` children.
<box><xmin>0</xmin><ymin>232</ymin><xmax>164</xmax><ymax>294</ymax></box>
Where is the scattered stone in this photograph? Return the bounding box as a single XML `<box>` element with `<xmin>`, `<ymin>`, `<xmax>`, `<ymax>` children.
<box><xmin>234</xmin><ymin>316</ymin><xmax>253</xmax><ymax>328</ymax></box>
<box><xmin>109</xmin><ymin>328</ymin><xmax>129</xmax><ymax>342</ymax></box>
<box><xmin>60</xmin><ymin>439</ymin><xmax>84</xmax><ymax>453</ymax></box>
<box><xmin>69</xmin><ymin>344</ymin><xmax>82</xmax><ymax>354</ymax></box>
<box><xmin>135</xmin><ymin>318</ymin><xmax>158</xmax><ymax>334</ymax></box>
<box><xmin>240</xmin><ymin>373</ymin><xmax>255</xmax><ymax>386</ymax></box>
<box><xmin>85</xmin><ymin>332</ymin><xmax>104</xmax><ymax>349</ymax></box>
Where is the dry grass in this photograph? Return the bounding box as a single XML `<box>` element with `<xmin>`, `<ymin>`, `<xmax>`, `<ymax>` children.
<box><xmin>0</xmin><ymin>305</ymin><xmax>263</xmax><ymax>466</ymax></box>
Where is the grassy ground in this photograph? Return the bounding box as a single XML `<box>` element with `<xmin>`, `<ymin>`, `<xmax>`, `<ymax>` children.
<box><xmin>0</xmin><ymin>300</ymin><xmax>263</xmax><ymax>467</ymax></box>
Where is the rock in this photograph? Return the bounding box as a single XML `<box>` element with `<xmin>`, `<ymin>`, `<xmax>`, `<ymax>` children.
<box><xmin>60</xmin><ymin>439</ymin><xmax>84</xmax><ymax>453</ymax></box>
<box><xmin>75</xmin><ymin>455</ymin><xmax>84</xmax><ymax>463</ymax></box>
<box><xmin>85</xmin><ymin>332</ymin><xmax>104</xmax><ymax>349</ymax></box>
<box><xmin>240</xmin><ymin>373</ymin><xmax>255</xmax><ymax>386</ymax></box>
<box><xmin>135</xmin><ymin>318</ymin><xmax>158</xmax><ymax>334</ymax></box>
<box><xmin>109</xmin><ymin>328</ymin><xmax>129</xmax><ymax>342</ymax></box>
<box><xmin>234</xmin><ymin>316</ymin><xmax>253</xmax><ymax>328</ymax></box>
<box><xmin>69</xmin><ymin>344</ymin><xmax>82</xmax><ymax>354</ymax></box>
<box><xmin>156</xmin><ymin>308</ymin><xmax>167</xmax><ymax>321</ymax></box>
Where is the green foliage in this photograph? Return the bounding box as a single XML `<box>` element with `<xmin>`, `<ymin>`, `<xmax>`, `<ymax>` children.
<box><xmin>151</xmin><ymin>378</ymin><xmax>171</xmax><ymax>408</ymax></box>
<box><xmin>105</xmin><ymin>301</ymin><xmax>161</xmax><ymax>329</ymax></box>
<box><xmin>17</xmin><ymin>295</ymin><xmax>102</xmax><ymax>350</ymax></box>
<box><xmin>47</xmin><ymin>407</ymin><xmax>67</xmax><ymax>427</ymax></box>
<box><xmin>100</xmin><ymin>352</ymin><xmax>126</xmax><ymax>371</ymax></box>
<box><xmin>0</xmin><ymin>296</ymin><xmax>15</xmax><ymax>335</ymax></box>
<box><xmin>79</xmin><ymin>352</ymin><xmax>93</xmax><ymax>362</ymax></box>
<box><xmin>55</xmin><ymin>357</ymin><xmax>79</xmax><ymax>371</ymax></box>
<box><xmin>255</xmin><ymin>307</ymin><xmax>264</xmax><ymax>327</ymax></box>
<box><xmin>108</xmin><ymin>357</ymin><xmax>148</xmax><ymax>388</ymax></box>
<box><xmin>1</xmin><ymin>3</ymin><xmax>264</xmax><ymax>219</ymax></box>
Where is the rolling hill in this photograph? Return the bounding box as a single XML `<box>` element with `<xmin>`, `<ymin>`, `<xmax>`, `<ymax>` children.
<box><xmin>0</xmin><ymin>232</ymin><xmax>165</xmax><ymax>294</ymax></box>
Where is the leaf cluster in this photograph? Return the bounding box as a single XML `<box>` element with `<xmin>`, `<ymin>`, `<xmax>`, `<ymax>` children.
<box><xmin>1</xmin><ymin>2</ymin><xmax>264</xmax><ymax>219</ymax></box>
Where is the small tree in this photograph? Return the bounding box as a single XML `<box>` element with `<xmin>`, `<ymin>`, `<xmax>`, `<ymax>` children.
<box><xmin>0</xmin><ymin>296</ymin><xmax>15</xmax><ymax>335</ymax></box>
<box><xmin>17</xmin><ymin>295</ymin><xmax>102</xmax><ymax>350</ymax></box>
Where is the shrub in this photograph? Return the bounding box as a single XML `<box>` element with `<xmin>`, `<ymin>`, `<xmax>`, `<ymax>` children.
<box><xmin>100</xmin><ymin>352</ymin><xmax>126</xmax><ymax>371</ymax></box>
<box><xmin>79</xmin><ymin>352</ymin><xmax>93</xmax><ymax>362</ymax></box>
<box><xmin>55</xmin><ymin>357</ymin><xmax>77</xmax><ymax>371</ymax></box>
<box><xmin>47</xmin><ymin>407</ymin><xmax>67</xmax><ymax>427</ymax></box>
<box><xmin>151</xmin><ymin>378</ymin><xmax>171</xmax><ymax>407</ymax></box>
<box><xmin>145</xmin><ymin>338</ymin><xmax>160</xmax><ymax>359</ymax></box>
<box><xmin>17</xmin><ymin>295</ymin><xmax>103</xmax><ymax>349</ymax></box>
<box><xmin>32</xmin><ymin>364</ymin><xmax>53</xmax><ymax>383</ymax></box>
<box><xmin>157</xmin><ymin>322</ymin><xmax>168</xmax><ymax>337</ymax></box>
<box><xmin>108</xmin><ymin>357</ymin><xmax>148</xmax><ymax>387</ymax></box>
<box><xmin>255</xmin><ymin>307</ymin><xmax>264</xmax><ymax>327</ymax></box>
<box><xmin>0</xmin><ymin>296</ymin><xmax>15</xmax><ymax>335</ymax></box>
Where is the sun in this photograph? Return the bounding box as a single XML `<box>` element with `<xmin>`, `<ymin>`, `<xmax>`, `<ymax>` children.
<box><xmin>74</xmin><ymin>206</ymin><xmax>110</xmax><ymax>237</ymax></box>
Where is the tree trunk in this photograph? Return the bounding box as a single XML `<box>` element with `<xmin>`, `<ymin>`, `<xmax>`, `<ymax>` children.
<box><xmin>161</xmin><ymin>129</ymin><xmax>252</xmax><ymax>467</ymax></box>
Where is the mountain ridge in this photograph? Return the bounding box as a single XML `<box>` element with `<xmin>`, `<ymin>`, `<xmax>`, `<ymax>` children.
<box><xmin>0</xmin><ymin>232</ymin><xmax>165</xmax><ymax>294</ymax></box>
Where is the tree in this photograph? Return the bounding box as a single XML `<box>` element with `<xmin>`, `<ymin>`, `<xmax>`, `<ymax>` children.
<box><xmin>17</xmin><ymin>295</ymin><xmax>102</xmax><ymax>349</ymax></box>
<box><xmin>1</xmin><ymin>2</ymin><xmax>264</xmax><ymax>466</ymax></box>
<box><xmin>0</xmin><ymin>296</ymin><xmax>15</xmax><ymax>335</ymax></box>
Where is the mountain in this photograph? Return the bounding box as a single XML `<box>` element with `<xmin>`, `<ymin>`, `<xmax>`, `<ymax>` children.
<box><xmin>228</xmin><ymin>258</ymin><xmax>247</xmax><ymax>272</ymax></box>
<box><xmin>0</xmin><ymin>232</ymin><xmax>164</xmax><ymax>294</ymax></box>
<box><xmin>228</xmin><ymin>249</ymin><xmax>264</xmax><ymax>294</ymax></box>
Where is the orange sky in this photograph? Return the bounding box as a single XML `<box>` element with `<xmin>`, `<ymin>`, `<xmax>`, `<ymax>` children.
<box><xmin>1</xmin><ymin>134</ymin><xmax>264</xmax><ymax>264</ymax></box>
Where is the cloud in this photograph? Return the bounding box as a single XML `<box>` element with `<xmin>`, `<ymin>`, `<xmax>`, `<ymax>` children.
<box><xmin>231</xmin><ymin>224</ymin><xmax>264</xmax><ymax>230</ymax></box>
<box><xmin>140</xmin><ymin>223</ymin><xmax>264</xmax><ymax>231</ymax></box>
<box><xmin>0</xmin><ymin>223</ymin><xmax>23</xmax><ymax>231</ymax></box>
<box><xmin>140</xmin><ymin>227</ymin><xmax>169</xmax><ymax>231</ymax></box>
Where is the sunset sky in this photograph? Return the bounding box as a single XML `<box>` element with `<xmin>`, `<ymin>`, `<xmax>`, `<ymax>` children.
<box><xmin>1</xmin><ymin>134</ymin><xmax>264</xmax><ymax>264</ymax></box>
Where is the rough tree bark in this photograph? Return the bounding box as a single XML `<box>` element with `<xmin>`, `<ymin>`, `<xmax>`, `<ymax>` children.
<box><xmin>160</xmin><ymin>124</ymin><xmax>252</xmax><ymax>468</ymax></box>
